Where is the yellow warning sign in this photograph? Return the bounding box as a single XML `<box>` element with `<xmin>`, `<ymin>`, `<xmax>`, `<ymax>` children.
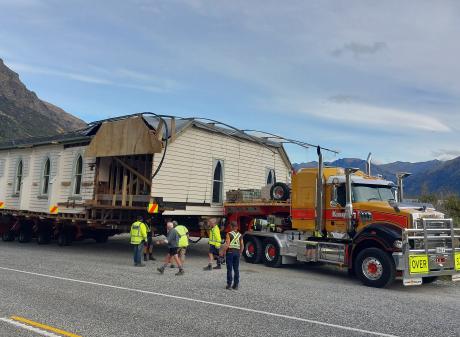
<box><xmin>409</xmin><ymin>255</ymin><xmax>429</xmax><ymax>274</ymax></box>
<box><xmin>0</xmin><ymin>201</ymin><xmax>4</xmax><ymax>209</ymax></box>
<box><xmin>455</xmin><ymin>253</ymin><xmax>460</xmax><ymax>271</ymax></box>
<box><xmin>148</xmin><ymin>203</ymin><xmax>159</xmax><ymax>214</ymax></box>
<box><xmin>49</xmin><ymin>205</ymin><xmax>59</xmax><ymax>214</ymax></box>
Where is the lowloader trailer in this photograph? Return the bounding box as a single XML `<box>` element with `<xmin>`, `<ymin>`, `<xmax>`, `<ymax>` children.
<box><xmin>225</xmin><ymin>148</ymin><xmax>460</xmax><ymax>288</ymax></box>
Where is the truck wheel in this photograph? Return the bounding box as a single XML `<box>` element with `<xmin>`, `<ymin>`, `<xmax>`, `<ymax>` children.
<box><xmin>18</xmin><ymin>229</ymin><xmax>32</xmax><ymax>243</ymax></box>
<box><xmin>355</xmin><ymin>248</ymin><xmax>395</xmax><ymax>288</ymax></box>
<box><xmin>270</xmin><ymin>183</ymin><xmax>290</xmax><ymax>201</ymax></box>
<box><xmin>422</xmin><ymin>276</ymin><xmax>438</xmax><ymax>284</ymax></box>
<box><xmin>243</xmin><ymin>235</ymin><xmax>262</xmax><ymax>263</ymax></box>
<box><xmin>263</xmin><ymin>238</ymin><xmax>282</xmax><ymax>268</ymax></box>
<box><xmin>57</xmin><ymin>232</ymin><xmax>71</xmax><ymax>246</ymax></box>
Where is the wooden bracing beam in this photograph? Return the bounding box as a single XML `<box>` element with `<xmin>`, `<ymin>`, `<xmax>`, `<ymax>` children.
<box><xmin>113</xmin><ymin>157</ymin><xmax>152</xmax><ymax>187</ymax></box>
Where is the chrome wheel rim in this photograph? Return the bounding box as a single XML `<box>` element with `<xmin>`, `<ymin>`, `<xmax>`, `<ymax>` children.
<box><xmin>362</xmin><ymin>257</ymin><xmax>383</xmax><ymax>280</ymax></box>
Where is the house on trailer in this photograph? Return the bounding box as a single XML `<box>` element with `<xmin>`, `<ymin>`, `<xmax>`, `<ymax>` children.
<box><xmin>0</xmin><ymin>115</ymin><xmax>291</xmax><ymax>237</ymax></box>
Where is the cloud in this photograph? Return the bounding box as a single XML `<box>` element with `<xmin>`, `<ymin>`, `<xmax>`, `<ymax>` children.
<box><xmin>431</xmin><ymin>149</ymin><xmax>460</xmax><ymax>161</ymax></box>
<box><xmin>332</xmin><ymin>42</ymin><xmax>387</xmax><ymax>58</ymax></box>
<box><xmin>5</xmin><ymin>61</ymin><xmax>179</xmax><ymax>93</ymax></box>
<box><xmin>267</xmin><ymin>96</ymin><xmax>451</xmax><ymax>133</ymax></box>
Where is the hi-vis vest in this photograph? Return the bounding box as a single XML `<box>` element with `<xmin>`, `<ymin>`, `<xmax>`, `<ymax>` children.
<box><xmin>130</xmin><ymin>221</ymin><xmax>147</xmax><ymax>245</ymax></box>
<box><xmin>228</xmin><ymin>231</ymin><xmax>241</xmax><ymax>249</ymax></box>
<box><xmin>175</xmin><ymin>225</ymin><xmax>189</xmax><ymax>248</ymax></box>
<box><xmin>209</xmin><ymin>225</ymin><xmax>221</xmax><ymax>248</ymax></box>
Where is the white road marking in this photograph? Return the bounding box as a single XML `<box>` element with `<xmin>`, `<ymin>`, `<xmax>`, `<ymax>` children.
<box><xmin>0</xmin><ymin>317</ymin><xmax>62</xmax><ymax>337</ymax></box>
<box><xmin>0</xmin><ymin>266</ymin><xmax>400</xmax><ymax>337</ymax></box>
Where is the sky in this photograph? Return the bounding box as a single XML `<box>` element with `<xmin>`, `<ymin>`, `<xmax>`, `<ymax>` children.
<box><xmin>1</xmin><ymin>0</ymin><xmax>459</xmax><ymax>164</ymax></box>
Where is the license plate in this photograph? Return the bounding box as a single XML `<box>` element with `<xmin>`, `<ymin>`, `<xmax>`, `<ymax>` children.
<box><xmin>409</xmin><ymin>255</ymin><xmax>429</xmax><ymax>274</ymax></box>
<box><xmin>403</xmin><ymin>278</ymin><xmax>422</xmax><ymax>286</ymax></box>
<box><xmin>436</xmin><ymin>247</ymin><xmax>446</xmax><ymax>254</ymax></box>
<box><xmin>455</xmin><ymin>252</ymin><xmax>460</xmax><ymax>271</ymax></box>
<box><xmin>435</xmin><ymin>256</ymin><xmax>446</xmax><ymax>264</ymax></box>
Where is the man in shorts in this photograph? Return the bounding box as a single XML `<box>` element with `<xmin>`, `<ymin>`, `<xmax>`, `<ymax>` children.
<box><xmin>171</xmin><ymin>221</ymin><xmax>189</xmax><ymax>268</ymax></box>
<box><xmin>157</xmin><ymin>222</ymin><xmax>184</xmax><ymax>276</ymax></box>
<box><xmin>203</xmin><ymin>218</ymin><xmax>222</xmax><ymax>271</ymax></box>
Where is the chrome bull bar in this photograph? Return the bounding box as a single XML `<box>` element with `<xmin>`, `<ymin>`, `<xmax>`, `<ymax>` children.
<box><xmin>392</xmin><ymin>218</ymin><xmax>460</xmax><ymax>286</ymax></box>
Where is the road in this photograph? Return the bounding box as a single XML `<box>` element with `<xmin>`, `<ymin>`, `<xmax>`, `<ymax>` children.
<box><xmin>0</xmin><ymin>235</ymin><xmax>458</xmax><ymax>337</ymax></box>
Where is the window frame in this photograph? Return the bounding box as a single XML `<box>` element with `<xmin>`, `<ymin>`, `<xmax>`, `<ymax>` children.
<box><xmin>13</xmin><ymin>159</ymin><xmax>23</xmax><ymax>195</ymax></box>
<box><xmin>211</xmin><ymin>159</ymin><xmax>224</xmax><ymax>205</ymax></box>
<box><xmin>266</xmin><ymin>168</ymin><xmax>276</xmax><ymax>185</ymax></box>
<box><xmin>71</xmin><ymin>154</ymin><xmax>84</xmax><ymax>196</ymax></box>
<box><xmin>40</xmin><ymin>157</ymin><xmax>51</xmax><ymax>197</ymax></box>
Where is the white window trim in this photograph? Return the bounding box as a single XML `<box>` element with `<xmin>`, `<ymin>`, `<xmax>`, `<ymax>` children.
<box><xmin>71</xmin><ymin>154</ymin><xmax>84</xmax><ymax>196</ymax></box>
<box><xmin>39</xmin><ymin>156</ymin><xmax>51</xmax><ymax>197</ymax></box>
<box><xmin>13</xmin><ymin>158</ymin><xmax>23</xmax><ymax>195</ymax></box>
<box><xmin>211</xmin><ymin>159</ymin><xmax>224</xmax><ymax>205</ymax></box>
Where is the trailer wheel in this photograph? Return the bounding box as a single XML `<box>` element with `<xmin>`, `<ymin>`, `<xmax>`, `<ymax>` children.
<box><xmin>270</xmin><ymin>183</ymin><xmax>290</xmax><ymax>201</ymax></box>
<box><xmin>2</xmin><ymin>231</ymin><xmax>14</xmax><ymax>242</ymax></box>
<box><xmin>57</xmin><ymin>231</ymin><xmax>72</xmax><ymax>246</ymax></box>
<box><xmin>355</xmin><ymin>248</ymin><xmax>395</xmax><ymax>288</ymax></box>
<box><xmin>243</xmin><ymin>235</ymin><xmax>262</xmax><ymax>263</ymax></box>
<box><xmin>263</xmin><ymin>238</ymin><xmax>282</xmax><ymax>268</ymax></box>
<box><xmin>95</xmin><ymin>233</ymin><xmax>109</xmax><ymax>243</ymax></box>
<box><xmin>18</xmin><ymin>228</ymin><xmax>32</xmax><ymax>243</ymax></box>
<box><xmin>37</xmin><ymin>231</ymin><xmax>51</xmax><ymax>245</ymax></box>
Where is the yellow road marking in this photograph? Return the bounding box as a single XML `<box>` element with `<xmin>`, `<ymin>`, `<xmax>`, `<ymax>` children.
<box><xmin>10</xmin><ymin>316</ymin><xmax>82</xmax><ymax>337</ymax></box>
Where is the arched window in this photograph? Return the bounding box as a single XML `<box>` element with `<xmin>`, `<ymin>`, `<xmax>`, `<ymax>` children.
<box><xmin>14</xmin><ymin>160</ymin><xmax>23</xmax><ymax>194</ymax></box>
<box><xmin>266</xmin><ymin>169</ymin><xmax>276</xmax><ymax>185</ymax></box>
<box><xmin>212</xmin><ymin>160</ymin><xmax>224</xmax><ymax>204</ymax></box>
<box><xmin>73</xmin><ymin>155</ymin><xmax>83</xmax><ymax>195</ymax></box>
<box><xmin>41</xmin><ymin>158</ymin><xmax>51</xmax><ymax>195</ymax></box>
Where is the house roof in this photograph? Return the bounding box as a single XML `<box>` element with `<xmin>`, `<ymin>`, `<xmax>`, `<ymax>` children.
<box><xmin>0</xmin><ymin>114</ymin><xmax>292</xmax><ymax>168</ymax></box>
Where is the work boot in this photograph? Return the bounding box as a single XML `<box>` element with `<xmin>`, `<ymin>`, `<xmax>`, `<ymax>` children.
<box><xmin>149</xmin><ymin>254</ymin><xmax>156</xmax><ymax>261</ymax></box>
<box><xmin>213</xmin><ymin>265</ymin><xmax>222</xmax><ymax>270</ymax></box>
<box><xmin>203</xmin><ymin>264</ymin><xmax>212</xmax><ymax>271</ymax></box>
<box><xmin>144</xmin><ymin>254</ymin><xmax>148</xmax><ymax>262</ymax></box>
<box><xmin>226</xmin><ymin>285</ymin><xmax>232</xmax><ymax>290</ymax></box>
<box><xmin>157</xmin><ymin>266</ymin><xmax>165</xmax><ymax>274</ymax></box>
<box><xmin>232</xmin><ymin>284</ymin><xmax>239</xmax><ymax>290</ymax></box>
<box><xmin>175</xmin><ymin>269</ymin><xmax>185</xmax><ymax>276</ymax></box>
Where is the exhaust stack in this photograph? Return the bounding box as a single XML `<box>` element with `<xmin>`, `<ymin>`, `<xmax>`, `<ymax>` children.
<box><xmin>366</xmin><ymin>152</ymin><xmax>372</xmax><ymax>176</ymax></box>
<box><xmin>315</xmin><ymin>146</ymin><xmax>324</xmax><ymax>234</ymax></box>
<box><xmin>396</xmin><ymin>172</ymin><xmax>411</xmax><ymax>202</ymax></box>
<box><xmin>345</xmin><ymin>167</ymin><xmax>359</xmax><ymax>233</ymax></box>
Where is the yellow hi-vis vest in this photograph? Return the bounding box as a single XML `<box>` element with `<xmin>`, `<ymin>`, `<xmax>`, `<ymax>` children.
<box><xmin>175</xmin><ymin>225</ymin><xmax>189</xmax><ymax>248</ymax></box>
<box><xmin>130</xmin><ymin>221</ymin><xmax>147</xmax><ymax>245</ymax></box>
<box><xmin>228</xmin><ymin>231</ymin><xmax>241</xmax><ymax>249</ymax></box>
<box><xmin>209</xmin><ymin>225</ymin><xmax>221</xmax><ymax>248</ymax></box>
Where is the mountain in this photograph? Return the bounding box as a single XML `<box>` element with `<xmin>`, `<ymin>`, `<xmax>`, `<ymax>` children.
<box><xmin>293</xmin><ymin>157</ymin><xmax>459</xmax><ymax>197</ymax></box>
<box><xmin>0</xmin><ymin>58</ymin><xmax>86</xmax><ymax>141</ymax></box>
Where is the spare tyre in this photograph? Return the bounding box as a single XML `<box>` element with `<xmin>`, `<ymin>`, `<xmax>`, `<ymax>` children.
<box><xmin>270</xmin><ymin>182</ymin><xmax>290</xmax><ymax>201</ymax></box>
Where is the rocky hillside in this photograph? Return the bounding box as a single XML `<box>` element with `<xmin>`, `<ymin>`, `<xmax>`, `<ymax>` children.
<box><xmin>293</xmin><ymin>158</ymin><xmax>458</xmax><ymax>197</ymax></box>
<box><xmin>0</xmin><ymin>58</ymin><xmax>86</xmax><ymax>141</ymax></box>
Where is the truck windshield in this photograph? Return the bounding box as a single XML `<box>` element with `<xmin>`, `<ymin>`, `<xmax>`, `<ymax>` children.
<box><xmin>352</xmin><ymin>184</ymin><xmax>395</xmax><ymax>202</ymax></box>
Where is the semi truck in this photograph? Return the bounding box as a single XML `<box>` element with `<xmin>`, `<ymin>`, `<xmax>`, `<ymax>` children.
<box><xmin>225</xmin><ymin>148</ymin><xmax>460</xmax><ymax>288</ymax></box>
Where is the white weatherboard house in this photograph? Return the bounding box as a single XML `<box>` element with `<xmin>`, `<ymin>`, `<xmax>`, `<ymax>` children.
<box><xmin>0</xmin><ymin>115</ymin><xmax>291</xmax><ymax>222</ymax></box>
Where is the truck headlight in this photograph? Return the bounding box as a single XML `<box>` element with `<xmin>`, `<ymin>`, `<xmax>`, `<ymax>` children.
<box><xmin>393</xmin><ymin>240</ymin><xmax>403</xmax><ymax>249</ymax></box>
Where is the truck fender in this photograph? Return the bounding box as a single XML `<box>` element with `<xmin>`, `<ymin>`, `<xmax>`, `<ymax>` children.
<box><xmin>349</xmin><ymin>223</ymin><xmax>402</xmax><ymax>267</ymax></box>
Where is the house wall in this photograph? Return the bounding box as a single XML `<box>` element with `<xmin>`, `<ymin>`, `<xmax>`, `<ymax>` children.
<box><xmin>0</xmin><ymin>145</ymin><xmax>95</xmax><ymax>214</ymax></box>
<box><xmin>151</xmin><ymin>126</ymin><xmax>291</xmax><ymax>216</ymax></box>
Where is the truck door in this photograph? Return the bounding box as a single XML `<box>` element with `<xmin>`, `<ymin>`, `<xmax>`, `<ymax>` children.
<box><xmin>325</xmin><ymin>183</ymin><xmax>347</xmax><ymax>233</ymax></box>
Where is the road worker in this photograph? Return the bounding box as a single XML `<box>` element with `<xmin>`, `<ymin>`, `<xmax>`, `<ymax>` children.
<box><xmin>157</xmin><ymin>222</ymin><xmax>185</xmax><ymax>276</ymax></box>
<box><xmin>143</xmin><ymin>218</ymin><xmax>156</xmax><ymax>261</ymax></box>
<box><xmin>220</xmin><ymin>222</ymin><xmax>244</xmax><ymax>290</ymax></box>
<box><xmin>203</xmin><ymin>218</ymin><xmax>222</xmax><ymax>270</ymax></box>
<box><xmin>170</xmin><ymin>221</ymin><xmax>189</xmax><ymax>268</ymax></box>
<box><xmin>130</xmin><ymin>215</ymin><xmax>148</xmax><ymax>267</ymax></box>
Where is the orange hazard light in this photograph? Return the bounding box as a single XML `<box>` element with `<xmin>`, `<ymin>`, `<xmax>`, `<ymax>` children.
<box><xmin>49</xmin><ymin>205</ymin><xmax>59</xmax><ymax>214</ymax></box>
